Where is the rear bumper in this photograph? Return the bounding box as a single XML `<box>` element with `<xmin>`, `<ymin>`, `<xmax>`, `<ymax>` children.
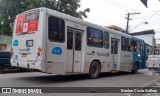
<box><xmin>11</xmin><ymin>59</ymin><xmax>46</xmax><ymax>72</ymax></box>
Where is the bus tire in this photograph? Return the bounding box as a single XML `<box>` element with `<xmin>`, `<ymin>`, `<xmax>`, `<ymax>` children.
<box><xmin>0</xmin><ymin>65</ymin><xmax>4</xmax><ymax>74</ymax></box>
<box><xmin>89</xmin><ymin>61</ymin><xmax>100</xmax><ymax>79</ymax></box>
<box><xmin>131</xmin><ymin>63</ymin><xmax>138</xmax><ymax>74</ymax></box>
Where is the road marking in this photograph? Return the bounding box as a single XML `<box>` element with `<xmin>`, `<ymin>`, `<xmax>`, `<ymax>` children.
<box><xmin>140</xmin><ymin>78</ymin><xmax>160</xmax><ymax>87</ymax></box>
<box><xmin>123</xmin><ymin>77</ymin><xmax>160</xmax><ymax>96</ymax></box>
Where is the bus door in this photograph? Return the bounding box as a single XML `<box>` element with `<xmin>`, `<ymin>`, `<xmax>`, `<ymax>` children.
<box><xmin>141</xmin><ymin>44</ymin><xmax>146</xmax><ymax>68</ymax></box>
<box><xmin>111</xmin><ymin>38</ymin><xmax>119</xmax><ymax>70</ymax></box>
<box><xmin>67</xmin><ymin>27</ymin><xmax>83</xmax><ymax>73</ymax></box>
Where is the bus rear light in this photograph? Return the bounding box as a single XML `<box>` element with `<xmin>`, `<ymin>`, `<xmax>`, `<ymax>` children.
<box><xmin>37</xmin><ymin>52</ymin><xmax>40</xmax><ymax>56</ymax></box>
<box><xmin>37</xmin><ymin>47</ymin><xmax>42</xmax><ymax>57</ymax></box>
<box><xmin>38</xmin><ymin>47</ymin><xmax>42</xmax><ymax>52</ymax></box>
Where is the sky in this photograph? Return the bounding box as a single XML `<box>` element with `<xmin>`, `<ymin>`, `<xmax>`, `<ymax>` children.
<box><xmin>79</xmin><ymin>0</ymin><xmax>160</xmax><ymax>43</ymax></box>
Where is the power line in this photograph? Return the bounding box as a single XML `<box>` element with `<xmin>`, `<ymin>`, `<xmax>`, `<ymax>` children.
<box><xmin>130</xmin><ymin>10</ymin><xmax>160</xmax><ymax>32</ymax></box>
<box><xmin>100</xmin><ymin>0</ymin><xmax>153</xmax><ymax>31</ymax></box>
<box><xmin>111</xmin><ymin>0</ymin><xmax>136</xmax><ymax>12</ymax></box>
<box><xmin>101</xmin><ymin>0</ymin><xmax>129</xmax><ymax>12</ymax></box>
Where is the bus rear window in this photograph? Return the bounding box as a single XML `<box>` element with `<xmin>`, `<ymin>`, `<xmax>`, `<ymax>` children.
<box><xmin>16</xmin><ymin>10</ymin><xmax>40</xmax><ymax>35</ymax></box>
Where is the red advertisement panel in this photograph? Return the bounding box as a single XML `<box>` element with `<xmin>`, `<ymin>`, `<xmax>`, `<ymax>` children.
<box><xmin>15</xmin><ymin>10</ymin><xmax>39</xmax><ymax>35</ymax></box>
<box><xmin>28</xmin><ymin>21</ymin><xmax>38</xmax><ymax>32</ymax></box>
<box><xmin>16</xmin><ymin>15</ymin><xmax>25</xmax><ymax>34</ymax></box>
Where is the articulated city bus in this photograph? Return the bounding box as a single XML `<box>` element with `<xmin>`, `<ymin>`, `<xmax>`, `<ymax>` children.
<box><xmin>11</xmin><ymin>7</ymin><xmax>146</xmax><ymax>78</ymax></box>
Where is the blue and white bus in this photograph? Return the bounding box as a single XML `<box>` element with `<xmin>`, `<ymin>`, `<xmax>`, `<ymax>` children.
<box><xmin>11</xmin><ymin>7</ymin><xmax>146</xmax><ymax>78</ymax></box>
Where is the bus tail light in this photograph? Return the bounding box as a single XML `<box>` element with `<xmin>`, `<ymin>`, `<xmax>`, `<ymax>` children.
<box><xmin>37</xmin><ymin>52</ymin><xmax>40</xmax><ymax>56</ymax></box>
<box><xmin>36</xmin><ymin>47</ymin><xmax>42</xmax><ymax>62</ymax></box>
<box><xmin>37</xmin><ymin>47</ymin><xmax>42</xmax><ymax>57</ymax></box>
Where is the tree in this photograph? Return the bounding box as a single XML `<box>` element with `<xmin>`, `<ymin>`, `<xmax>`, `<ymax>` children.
<box><xmin>0</xmin><ymin>0</ymin><xmax>90</xmax><ymax>36</ymax></box>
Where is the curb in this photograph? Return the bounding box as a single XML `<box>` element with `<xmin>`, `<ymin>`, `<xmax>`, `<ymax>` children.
<box><xmin>123</xmin><ymin>78</ymin><xmax>160</xmax><ymax>96</ymax></box>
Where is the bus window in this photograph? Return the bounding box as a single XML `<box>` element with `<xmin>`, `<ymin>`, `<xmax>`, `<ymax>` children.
<box><xmin>126</xmin><ymin>38</ymin><xmax>133</xmax><ymax>52</ymax></box>
<box><xmin>75</xmin><ymin>32</ymin><xmax>82</xmax><ymax>51</ymax></box>
<box><xmin>67</xmin><ymin>29</ymin><xmax>73</xmax><ymax>50</ymax></box>
<box><xmin>136</xmin><ymin>41</ymin><xmax>141</xmax><ymax>53</ymax></box>
<box><xmin>104</xmin><ymin>32</ymin><xmax>109</xmax><ymax>49</ymax></box>
<box><xmin>121</xmin><ymin>37</ymin><xmax>126</xmax><ymax>51</ymax></box>
<box><xmin>48</xmin><ymin>16</ymin><xmax>65</xmax><ymax>42</ymax></box>
<box><xmin>87</xmin><ymin>27</ymin><xmax>103</xmax><ymax>48</ymax></box>
<box><xmin>133</xmin><ymin>41</ymin><xmax>141</xmax><ymax>53</ymax></box>
<box><xmin>114</xmin><ymin>40</ymin><xmax>118</xmax><ymax>54</ymax></box>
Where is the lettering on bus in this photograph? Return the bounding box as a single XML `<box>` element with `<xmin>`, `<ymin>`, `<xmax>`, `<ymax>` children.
<box><xmin>87</xmin><ymin>52</ymin><xmax>95</xmax><ymax>56</ymax></box>
<box><xmin>124</xmin><ymin>55</ymin><xmax>131</xmax><ymax>58</ymax></box>
<box><xmin>19</xmin><ymin>48</ymin><xmax>30</xmax><ymax>52</ymax></box>
<box><xmin>87</xmin><ymin>51</ymin><xmax>110</xmax><ymax>57</ymax></box>
<box><xmin>97</xmin><ymin>52</ymin><xmax>106</xmax><ymax>56</ymax></box>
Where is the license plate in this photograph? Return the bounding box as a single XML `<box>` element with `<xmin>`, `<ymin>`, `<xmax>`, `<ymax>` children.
<box><xmin>26</xmin><ymin>40</ymin><xmax>33</xmax><ymax>47</ymax></box>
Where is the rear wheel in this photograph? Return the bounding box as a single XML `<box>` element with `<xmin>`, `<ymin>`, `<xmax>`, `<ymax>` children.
<box><xmin>0</xmin><ymin>65</ymin><xmax>4</xmax><ymax>74</ymax></box>
<box><xmin>89</xmin><ymin>61</ymin><xmax>100</xmax><ymax>79</ymax></box>
<box><xmin>131</xmin><ymin>63</ymin><xmax>138</xmax><ymax>74</ymax></box>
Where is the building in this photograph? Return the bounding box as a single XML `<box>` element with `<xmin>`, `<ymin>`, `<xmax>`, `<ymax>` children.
<box><xmin>0</xmin><ymin>35</ymin><xmax>12</xmax><ymax>51</ymax></box>
<box><xmin>129</xmin><ymin>29</ymin><xmax>156</xmax><ymax>55</ymax></box>
<box><xmin>106</xmin><ymin>25</ymin><xmax>126</xmax><ymax>33</ymax></box>
<box><xmin>155</xmin><ymin>44</ymin><xmax>160</xmax><ymax>55</ymax></box>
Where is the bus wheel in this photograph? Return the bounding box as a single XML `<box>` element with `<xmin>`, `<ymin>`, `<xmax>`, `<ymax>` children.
<box><xmin>89</xmin><ymin>61</ymin><xmax>100</xmax><ymax>79</ymax></box>
<box><xmin>0</xmin><ymin>65</ymin><xmax>4</xmax><ymax>74</ymax></box>
<box><xmin>131</xmin><ymin>63</ymin><xmax>138</xmax><ymax>74</ymax></box>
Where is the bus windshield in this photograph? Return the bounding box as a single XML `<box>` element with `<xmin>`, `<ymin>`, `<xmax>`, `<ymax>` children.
<box><xmin>15</xmin><ymin>10</ymin><xmax>40</xmax><ymax>35</ymax></box>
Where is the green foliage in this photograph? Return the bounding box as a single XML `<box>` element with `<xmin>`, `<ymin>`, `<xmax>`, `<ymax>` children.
<box><xmin>0</xmin><ymin>0</ymin><xmax>90</xmax><ymax>36</ymax></box>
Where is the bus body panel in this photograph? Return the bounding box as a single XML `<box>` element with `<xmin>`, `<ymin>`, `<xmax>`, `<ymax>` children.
<box><xmin>46</xmin><ymin>10</ymin><xmax>87</xmax><ymax>74</ymax></box>
<box><xmin>11</xmin><ymin>7</ymin><xmax>146</xmax><ymax>76</ymax></box>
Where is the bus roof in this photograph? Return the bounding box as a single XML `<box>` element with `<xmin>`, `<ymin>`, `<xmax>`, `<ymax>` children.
<box><xmin>44</xmin><ymin>7</ymin><xmax>131</xmax><ymax>38</ymax></box>
<box><xmin>131</xmin><ymin>36</ymin><xmax>145</xmax><ymax>43</ymax></box>
<box><xmin>17</xmin><ymin>7</ymin><xmax>142</xmax><ymax>40</ymax></box>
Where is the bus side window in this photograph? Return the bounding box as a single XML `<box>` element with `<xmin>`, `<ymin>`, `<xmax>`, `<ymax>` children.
<box><xmin>48</xmin><ymin>16</ymin><xmax>65</xmax><ymax>42</ymax></box>
<box><xmin>121</xmin><ymin>37</ymin><xmax>126</xmax><ymax>51</ymax></box>
<box><xmin>133</xmin><ymin>41</ymin><xmax>141</xmax><ymax>53</ymax></box>
<box><xmin>133</xmin><ymin>40</ymin><xmax>136</xmax><ymax>52</ymax></box>
<box><xmin>136</xmin><ymin>41</ymin><xmax>141</xmax><ymax>53</ymax></box>
<box><xmin>126</xmin><ymin>38</ymin><xmax>131</xmax><ymax>52</ymax></box>
<box><xmin>87</xmin><ymin>27</ymin><xmax>103</xmax><ymax>48</ymax></box>
<box><xmin>130</xmin><ymin>39</ymin><xmax>134</xmax><ymax>52</ymax></box>
<box><xmin>103</xmin><ymin>31</ymin><xmax>109</xmax><ymax>49</ymax></box>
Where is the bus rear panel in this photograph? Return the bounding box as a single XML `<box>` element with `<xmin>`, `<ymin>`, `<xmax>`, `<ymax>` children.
<box><xmin>11</xmin><ymin>8</ymin><xmax>46</xmax><ymax>72</ymax></box>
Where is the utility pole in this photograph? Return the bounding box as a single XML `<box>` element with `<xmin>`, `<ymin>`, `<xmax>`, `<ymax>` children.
<box><xmin>126</xmin><ymin>12</ymin><xmax>140</xmax><ymax>33</ymax></box>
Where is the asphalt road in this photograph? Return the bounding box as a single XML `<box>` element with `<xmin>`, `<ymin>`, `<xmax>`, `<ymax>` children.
<box><xmin>0</xmin><ymin>69</ymin><xmax>159</xmax><ymax>96</ymax></box>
